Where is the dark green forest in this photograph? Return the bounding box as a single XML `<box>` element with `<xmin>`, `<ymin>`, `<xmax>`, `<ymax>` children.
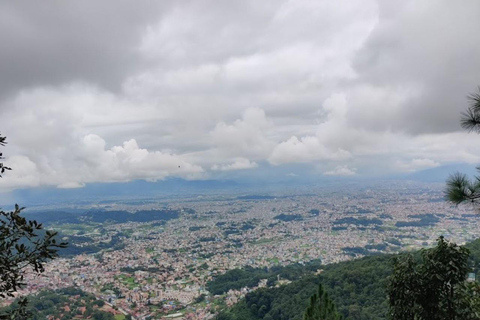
<box><xmin>213</xmin><ymin>239</ymin><xmax>480</xmax><ymax>320</ymax></box>
<box><xmin>207</xmin><ymin>261</ymin><xmax>322</xmax><ymax>295</ymax></box>
<box><xmin>2</xmin><ymin>287</ymin><xmax>121</xmax><ymax>320</ymax></box>
<box><xmin>22</xmin><ymin>209</ymin><xmax>180</xmax><ymax>225</ymax></box>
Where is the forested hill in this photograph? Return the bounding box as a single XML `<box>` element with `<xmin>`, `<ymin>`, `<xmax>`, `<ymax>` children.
<box><xmin>214</xmin><ymin>238</ymin><xmax>480</xmax><ymax>320</ymax></box>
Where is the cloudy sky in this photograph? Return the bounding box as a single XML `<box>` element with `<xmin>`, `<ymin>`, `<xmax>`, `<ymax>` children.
<box><xmin>1</xmin><ymin>0</ymin><xmax>480</xmax><ymax>192</ymax></box>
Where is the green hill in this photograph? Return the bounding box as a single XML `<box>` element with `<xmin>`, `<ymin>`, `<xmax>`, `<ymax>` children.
<box><xmin>214</xmin><ymin>238</ymin><xmax>480</xmax><ymax>320</ymax></box>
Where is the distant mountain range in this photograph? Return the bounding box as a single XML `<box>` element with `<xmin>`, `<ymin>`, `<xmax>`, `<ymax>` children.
<box><xmin>0</xmin><ymin>178</ymin><xmax>243</xmax><ymax>207</ymax></box>
<box><xmin>0</xmin><ymin>163</ymin><xmax>477</xmax><ymax>208</ymax></box>
<box><xmin>406</xmin><ymin>163</ymin><xmax>478</xmax><ymax>182</ymax></box>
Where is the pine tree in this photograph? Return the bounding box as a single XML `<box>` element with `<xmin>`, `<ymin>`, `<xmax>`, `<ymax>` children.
<box><xmin>304</xmin><ymin>284</ymin><xmax>342</xmax><ymax>320</ymax></box>
<box><xmin>446</xmin><ymin>88</ymin><xmax>480</xmax><ymax>205</ymax></box>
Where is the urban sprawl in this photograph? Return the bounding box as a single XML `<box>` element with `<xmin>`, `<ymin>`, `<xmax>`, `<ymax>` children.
<box><xmin>3</xmin><ymin>182</ymin><xmax>480</xmax><ymax>319</ymax></box>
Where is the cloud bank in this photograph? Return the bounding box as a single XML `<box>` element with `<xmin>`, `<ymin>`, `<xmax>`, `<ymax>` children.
<box><xmin>1</xmin><ymin>0</ymin><xmax>480</xmax><ymax>191</ymax></box>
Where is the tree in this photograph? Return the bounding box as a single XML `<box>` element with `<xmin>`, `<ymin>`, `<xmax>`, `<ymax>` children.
<box><xmin>388</xmin><ymin>236</ymin><xmax>480</xmax><ymax>320</ymax></box>
<box><xmin>0</xmin><ymin>135</ymin><xmax>11</xmax><ymax>178</ymax></box>
<box><xmin>0</xmin><ymin>134</ymin><xmax>67</xmax><ymax>319</ymax></box>
<box><xmin>388</xmin><ymin>254</ymin><xmax>417</xmax><ymax>320</ymax></box>
<box><xmin>92</xmin><ymin>310</ymin><xmax>115</xmax><ymax>320</ymax></box>
<box><xmin>446</xmin><ymin>88</ymin><xmax>480</xmax><ymax>205</ymax></box>
<box><xmin>304</xmin><ymin>284</ymin><xmax>342</xmax><ymax>320</ymax></box>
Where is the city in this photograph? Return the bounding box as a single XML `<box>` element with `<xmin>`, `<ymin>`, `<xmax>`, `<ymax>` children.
<box><xmin>3</xmin><ymin>181</ymin><xmax>479</xmax><ymax>319</ymax></box>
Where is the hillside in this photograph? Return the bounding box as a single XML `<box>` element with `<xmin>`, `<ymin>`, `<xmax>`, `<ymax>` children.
<box><xmin>214</xmin><ymin>238</ymin><xmax>480</xmax><ymax>320</ymax></box>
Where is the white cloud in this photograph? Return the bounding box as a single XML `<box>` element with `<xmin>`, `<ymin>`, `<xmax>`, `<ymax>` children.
<box><xmin>269</xmin><ymin>136</ymin><xmax>351</xmax><ymax>165</ymax></box>
<box><xmin>394</xmin><ymin>158</ymin><xmax>440</xmax><ymax>173</ymax></box>
<box><xmin>211</xmin><ymin>108</ymin><xmax>275</xmax><ymax>159</ymax></box>
<box><xmin>2</xmin><ymin>1</ymin><xmax>480</xmax><ymax>190</ymax></box>
<box><xmin>211</xmin><ymin>158</ymin><xmax>258</xmax><ymax>171</ymax></box>
<box><xmin>0</xmin><ymin>135</ymin><xmax>204</xmax><ymax>192</ymax></box>
<box><xmin>77</xmin><ymin>135</ymin><xmax>204</xmax><ymax>182</ymax></box>
<box><xmin>324</xmin><ymin>166</ymin><xmax>357</xmax><ymax>176</ymax></box>
<box><xmin>57</xmin><ymin>182</ymin><xmax>85</xmax><ymax>189</ymax></box>
<box><xmin>352</xmin><ymin>0</ymin><xmax>480</xmax><ymax>134</ymax></box>
<box><xmin>0</xmin><ymin>156</ymin><xmax>40</xmax><ymax>190</ymax></box>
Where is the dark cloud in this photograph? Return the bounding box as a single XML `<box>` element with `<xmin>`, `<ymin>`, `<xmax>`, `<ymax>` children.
<box><xmin>0</xmin><ymin>1</ymin><xmax>174</xmax><ymax>99</ymax></box>
<box><xmin>351</xmin><ymin>0</ymin><xmax>480</xmax><ymax>134</ymax></box>
<box><xmin>2</xmin><ymin>0</ymin><xmax>480</xmax><ymax>190</ymax></box>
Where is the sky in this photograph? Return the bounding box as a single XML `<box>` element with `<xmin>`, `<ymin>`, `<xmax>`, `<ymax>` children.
<box><xmin>1</xmin><ymin>0</ymin><xmax>480</xmax><ymax>192</ymax></box>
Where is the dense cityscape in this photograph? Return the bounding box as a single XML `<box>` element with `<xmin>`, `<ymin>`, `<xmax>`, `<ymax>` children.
<box><xmin>2</xmin><ymin>181</ymin><xmax>478</xmax><ymax>319</ymax></box>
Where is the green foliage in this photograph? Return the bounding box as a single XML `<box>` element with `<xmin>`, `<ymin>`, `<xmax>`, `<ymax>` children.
<box><xmin>56</xmin><ymin>233</ymin><xmax>125</xmax><ymax>257</ymax></box>
<box><xmin>460</xmin><ymin>87</ymin><xmax>480</xmax><ymax>133</ymax></box>
<box><xmin>0</xmin><ymin>205</ymin><xmax>66</xmax><ymax>298</ymax></box>
<box><xmin>465</xmin><ymin>239</ymin><xmax>480</xmax><ymax>274</ymax></box>
<box><xmin>0</xmin><ymin>135</ymin><xmax>67</xmax><ymax>319</ymax></box>
<box><xmin>195</xmin><ymin>294</ymin><xmax>207</xmax><ymax>303</ymax></box>
<box><xmin>446</xmin><ymin>87</ymin><xmax>480</xmax><ymax>206</ymax></box>
<box><xmin>395</xmin><ymin>214</ymin><xmax>439</xmax><ymax>228</ymax></box>
<box><xmin>0</xmin><ymin>134</ymin><xmax>11</xmax><ymax>177</ymax></box>
<box><xmin>208</xmin><ymin>268</ymin><xmax>269</xmax><ymax>295</ymax></box>
<box><xmin>274</xmin><ymin>214</ymin><xmax>303</xmax><ymax>222</ymax></box>
<box><xmin>92</xmin><ymin>310</ymin><xmax>115</xmax><ymax>320</ymax></box>
<box><xmin>216</xmin><ymin>237</ymin><xmax>480</xmax><ymax>320</ymax></box>
<box><xmin>304</xmin><ymin>284</ymin><xmax>342</xmax><ymax>320</ymax></box>
<box><xmin>446</xmin><ymin>172</ymin><xmax>480</xmax><ymax>205</ymax></box>
<box><xmin>216</xmin><ymin>254</ymin><xmax>392</xmax><ymax>320</ymax></box>
<box><xmin>207</xmin><ymin>262</ymin><xmax>321</xmax><ymax>296</ymax></box>
<box><xmin>388</xmin><ymin>236</ymin><xmax>478</xmax><ymax>320</ymax></box>
<box><xmin>387</xmin><ymin>255</ymin><xmax>416</xmax><ymax>320</ymax></box>
<box><xmin>1</xmin><ymin>287</ymin><xmax>118</xmax><ymax>320</ymax></box>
